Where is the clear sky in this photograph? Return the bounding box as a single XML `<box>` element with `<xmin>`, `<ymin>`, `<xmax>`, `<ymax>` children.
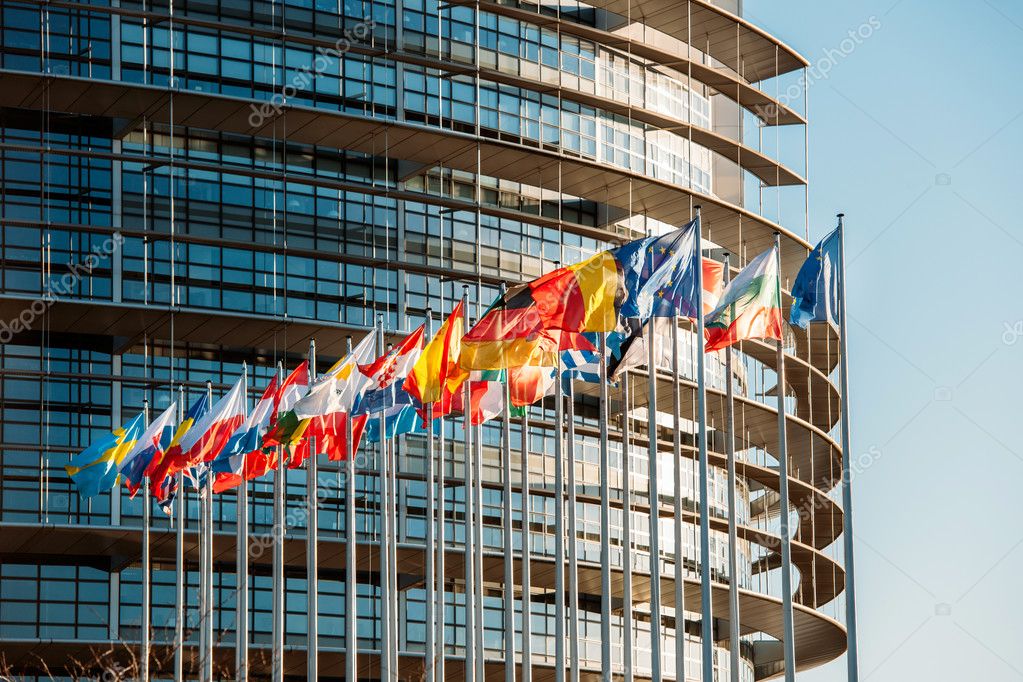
<box><xmin>745</xmin><ymin>0</ymin><xmax>1023</xmax><ymax>679</ymax></box>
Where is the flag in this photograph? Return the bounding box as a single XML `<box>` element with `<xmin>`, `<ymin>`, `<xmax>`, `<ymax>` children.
<box><xmin>561</xmin><ymin>346</ymin><xmax>602</xmax><ymax>386</ymax></box>
<box><xmin>508</xmin><ymin>363</ymin><xmax>557</xmax><ymax>407</ymax></box>
<box><xmin>460</xmin><ymin>286</ymin><xmax>593</xmax><ymax>371</ymax></box>
<box><xmin>790</xmin><ymin>227</ymin><xmax>841</xmax><ymax>329</ymax></box>
<box><xmin>176</xmin><ymin>376</ymin><xmax>248</xmax><ymax>469</ymax></box>
<box><xmin>364</xmin><ymin>393</ymin><xmax>425</xmax><ymax>442</ymax></box>
<box><xmin>612</xmin><ymin>220</ymin><xmax>700</xmax><ymax>321</ymax></box>
<box><xmin>211</xmin><ymin>374</ymin><xmax>278</xmax><ymax>493</ymax></box>
<box><xmin>405</xmin><ymin>302</ymin><xmax>468</xmax><ymax>406</ymax></box>
<box><xmin>146</xmin><ymin>393</ymin><xmax>210</xmax><ymax>503</ymax></box>
<box><xmin>702</xmin><ymin>257</ymin><xmax>725</xmax><ymax>315</ymax></box>
<box><xmin>354</xmin><ymin>326</ymin><xmax>425</xmax><ymax>416</ymax></box>
<box><xmin>65</xmin><ymin>413</ymin><xmax>145</xmax><ymax>499</ymax></box>
<box><xmin>119</xmin><ymin>402</ymin><xmax>178</xmax><ymax>497</ymax></box>
<box><xmin>528</xmin><ymin>251</ymin><xmax>619</xmax><ymax>333</ymax></box>
<box><xmin>704</xmin><ymin>246</ymin><xmax>783</xmax><ymax>352</ymax></box>
<box><xmin>437</xmin><ymin>369</ymin><xmax>515</xmax><ymax>426</ymax></box>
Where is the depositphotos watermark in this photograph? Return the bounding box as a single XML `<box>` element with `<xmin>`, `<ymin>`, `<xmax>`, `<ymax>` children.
<box><xmin>0</xmin><ymin>232</ymin><xmax>123</xmax><ymax>345</ymax></box>
<box><xmin>762</xmin><ymin>17</ymin><xmax>882</xmax><ymax>119</ymax></box>
<box><xmin>248</xmin><ymin>19</ymin><xmax>376</xmax><ymax>128</ymax></box>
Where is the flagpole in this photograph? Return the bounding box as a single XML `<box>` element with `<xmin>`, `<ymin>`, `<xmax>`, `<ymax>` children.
<box><xmin>460</xmin><ymin>286</ymin><xmax>475</xmax><ymax>682</ymax></box>
<box><xmin>597</xmin><ymin>331</ymin><xmax>612</xmax><ymax>681</ymax></box>
<box><xmin>237</xmin><ymin>362</ymin><xmax>249</xmax><ymax>682</ymax></box>
<box><xmin>376</xmin><ymin>314</ymin><xmax>393</xmax><ymax>681</ymax></box>
<box><xmin>774</xmin><ymin>231</ymin><xmax>797</xmax><ymax>682</ymax></box>
<box><xmin>174</xmin><ymin>386</ymin><xmax>185</xmax><ymax>681</ymax></box>
<box><xmin>307</xmin><ymin>340</ymin><xmax>319</xmax><ymax>681</ymax></box>
<box><xmin>203</xmin><ymin>380</ymin><xmax>214</xmax><ymax>682</ymax></box>
<box><xmin>141</xmin><ymin>399</ymin><xmax>151</xmax><ymax>682</ymax></box>
<box><xmin>669</xmin><ymin>318</ymin><xmax>685</xmax><ymax>682</ymax></box>
<box><xmin>345</xmin><ymin>335</ymin><xmax>359</xmax><ymax>682</ymax></box>
<box><xmin>646</xmin><ymin>317</ymin><xmax>663</xmax><ymax>681</ymax></box>
<box><xmin>437</xmin><ymin>320</ymin><xmax>447</xmax><ymax>682</ymax></box>
<box><xmin>520</xmin><ymin>388</ymin><xmax>532</xmax><ymax>681</ymax></box>
<box><xmin>621</xmin><ymin>372</ymin><xmax>634</xmax><ymax>682</ymax></box>
<box><xmin>722</xmin><ymin>254</ymin><xmax>741</xmax><ymax>682</ymax></box>
<box><xmin>473</xmin><ymin>383</ymin><xmax>485</xmax><ymax>680</ymax></box>
<box><xmin>272</xmin><ymin>362</ymin><xmax>285</xmax><ymax>682</ymax></box>
<box><xmin>694</xmin><ymin>206</ymin><xmax>714</xmax><ymax>682</ymax></box>
<box><xmin>554</xmin><ymin>350</ymin><xmax>566</xmax><ymax>682</ymax></box>
<box><xmin>565</xmin><ymin>377</ymin><xmax>580</xmax><ymax>682</ymax></box>
<box><xmin>424</xmin><ymin>311</ymin><xmax>436</xmax><ymax>682</ymax></box>
<box><xmin>497</xmin><ymin>287</ymin><xmax>514</xmax><ymax>682</ymax></box>
<box><xmin>836</xmin><ymin>213</ymin><xmax>860</xmax><ymax>682</ymax></box>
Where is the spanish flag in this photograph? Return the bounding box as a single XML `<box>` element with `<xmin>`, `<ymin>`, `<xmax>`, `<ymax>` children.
<box><xmin>405</xmin><ymin>301</ymin><xmax>468</xmax><ymax>406</ymax></box>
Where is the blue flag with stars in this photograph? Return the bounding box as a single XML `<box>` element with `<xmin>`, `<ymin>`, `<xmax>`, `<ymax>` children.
<box><xmin>790</xmin><ymin>227</ymin><xmax>841</xmax><ymax>329</ymax></box>
<box><xmin>611</xmin><ymin>219</ymin><xmax>700</xmax><ymax>322</ymax></box>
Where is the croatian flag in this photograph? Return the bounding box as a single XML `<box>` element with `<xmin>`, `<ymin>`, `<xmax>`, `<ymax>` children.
<box><xmin>119</xmin><ymin>402</ymin><xmax>178</xmax><ymax>497</ymax></box>
<box><xmin>354</xmin><ymin>325</ymin><xmax>426</xmax><ymax>416</ymax></box>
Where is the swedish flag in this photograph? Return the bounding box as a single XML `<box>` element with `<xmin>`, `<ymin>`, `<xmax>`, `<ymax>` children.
<box><xmin>65</xmin><ymin>412</ymin><xmax>145</xmax><ymax>499</ymax></box>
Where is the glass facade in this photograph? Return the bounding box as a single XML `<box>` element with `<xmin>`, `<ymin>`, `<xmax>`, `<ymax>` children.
<box><xmin>0</xmin><ymin>0</ymin><xmax>845</xmax><ymax>679</ymax></box>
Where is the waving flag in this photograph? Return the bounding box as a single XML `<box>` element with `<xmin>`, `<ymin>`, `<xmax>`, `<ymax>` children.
<box><xmin>177</xmin><ymin>376</ymin><xmax>248</xmax><ymax>470</ymax></box>
<box><xmin>528</xmin><ymin>251</ymin><xmax>619</xmax><ymax>333</ymax></box>
<box><xmin>66</xmin><ymin>412</ymin><xmax>145</xmax><ymax>499</ymax></box>
<box><xmin>147</xmin><ymin>393</ymin><xmax>210</xmax><ymax>503</ymax></box>
<box><xmin>790</xmin><ymin>227</ymin><xmax>841</xmax><ymax>329</ymax></box>
<box><xmin>268</xmin><ymin>339</ymin><xmax>375</xmax><ymax>465</ymax></box>
<box><xmin>612</xmin><ymin>219</ymin><xmax>700</xmax><ymax>321</ymax></box>
<box><xmin>461</xmin><ymin>286</ymin><xmax>594</xmax><ymax>371</ymax></box>
<box><xmin>354</xmin><ymin>326</ymin><xmax>426</xmax><ymax>416</ymax></box>
<box><xmin>211</xmin><ymin>374</ymin><xmax>278</xmax><ymax>493</ymax></box>
<box><xmin>120</xmin><ymin>402</ymin><xmax>178</xmax><ymax>497</ymax></box>
<box><xmin>702</xmin><ymin>257</ymin><xmax>725</xmax><ymax>314</ymax></box>
<box><xmin>705</xmin><ymin>246</ymin><xmax>783</xmax><ymax>352</ymax></box>
<box><xmin>436</xmin><ymin>370</ymin><xmax>518</xmax><ymax>426</ymax></box>
<box><xmin>405</xmin><ymin>302</ymin><xmax>468</xmax><ymax>407</ymax></box>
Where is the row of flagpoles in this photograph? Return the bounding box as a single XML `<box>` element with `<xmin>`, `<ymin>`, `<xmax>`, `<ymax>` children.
<box><xmin>63</xmin><ymin>209</ymin><xmax>857</xmax><ymax>682</ymax></box>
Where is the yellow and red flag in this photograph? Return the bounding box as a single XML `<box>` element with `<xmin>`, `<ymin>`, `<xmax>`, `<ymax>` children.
<box><xmin>405</xmin><ymin>301</ymin><xmax>469</xmax><ymax>406</ymax></box>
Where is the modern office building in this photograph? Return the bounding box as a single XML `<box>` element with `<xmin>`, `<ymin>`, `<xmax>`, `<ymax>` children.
<box><xmin>0</xmin><ymin>0</ymin><xmax>851</xmax><ymax>679</ymax></box>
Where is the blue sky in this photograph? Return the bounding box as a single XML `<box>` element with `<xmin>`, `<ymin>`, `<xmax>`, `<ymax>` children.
<box><xmin>745</xmin><ymin>0</ymin><xmax>1023</xmax><ymax>679</ymax></box>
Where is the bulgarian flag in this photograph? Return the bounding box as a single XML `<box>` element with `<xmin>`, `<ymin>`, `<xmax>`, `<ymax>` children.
<box><xmin>704</xmin><ymin>246</ymin><xmax>783</xmax><ymax>352</ymax></box>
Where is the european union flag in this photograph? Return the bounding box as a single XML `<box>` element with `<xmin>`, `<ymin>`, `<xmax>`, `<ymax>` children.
<box><xmin>790</xmin><ymin>227</ymin><xmax>841</xmax><ymax>329</ymax></box>
<box><xmin>612</xmin><ymin>219</ymin><xmax>699</xmax><ymax>321</ymax></box>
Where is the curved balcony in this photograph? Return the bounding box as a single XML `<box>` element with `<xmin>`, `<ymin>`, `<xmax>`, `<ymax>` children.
<box><xmin>0</xmin><ymin>71</ymin><xmax>814</xmax><ymax>277</ymax></box>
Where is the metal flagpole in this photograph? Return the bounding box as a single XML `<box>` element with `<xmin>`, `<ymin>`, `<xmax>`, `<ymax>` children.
<box><xmin>500</xmin><ymin>288</ymin><xmax>515</xmax><ymax>682</ymax></box>
<box><xmin>836</xmin><ymin>213</ymin><xmax>860</xmax><ymax>682</ymax></box>
<box><xmin>554</xmin><ymin>354</ymin><xmax>566</xmax><ymax>682</ymax></box>
<box><xmin>520</xmin><ymin>397</ymin><xmax>533</xmax><ymax>680</ymax></box>
<box><xmin>669</xmin><ymin>320</ymin><xmax>685</xmax><ymax>682</ymax></box>
<box><xmin>566</xmin><ymin>377</ymin><xmax>580</xmax><ymax>682</ymax></box>
<box><xmin>774</xmin><ymin>232</ymin><xmax>797</xmax><ymax>682</ymax></box>
<box><xmin>473</xmin><ymin>387</ymin><xmax>485</xmax><ymax>680</ymax></box>
<box><xmin>460</xmin><ymin>287</ymin><xmax>475</xmax><ymax>682</ymax></box>
<box><xmin>237</xmin><ymin>363</ymin><xmax>249</xmax><ymax>682</ymax></box>
<box><xmin>345</xmin><ymin>335</ymin><xmax>359</xmax><ymax>682</ymax></box>
<box><xmin>199</xmin><ymin>458</ymin><xmax>207</xmax><ymax>679</ymax></box>
<box><xmin>722</xmin><ymin>254</ymin><xmax>741</xmax><ymax>682</ymax></box>
<box><xmin>174</xmin><ymin>386</ymin><xmax>185</xmax><ymax>681</ymax></box>
<box><xmin>693</xmin><ymin>206</ymin><xmax>714</xmax><ymax>682</ymax></box>
<box><xmin>307</xmin><ymin>340</ymin><xmax>319</xmax><ymax>681</ymax></box>
<box><xmin>425</xmin><ymin>312</ymin><xmax>436</xmax><ymax>682</ymax></box>
<box><xmin>621</xmin><ymin>373</ymin><xmax>634</xmax><ymax>682</ymax></box>
<box><xmin>598</xmin><ymin>332</ymin><xmax>612</xmax><ymax>681</ymax></box>
<box><xmin>647</xmin><ymin>320</ymin><xmax>663</xmax><ymax>681</ymax></box>
<box><xmin>141</xmin><ymin>400</ymin><xmax>151</xmax><ymax>682</ymax></box>
<box><xmin>272</xmin><ymin>362</ymin><xmax>285</xmax><ymax>682</ymax></box>
<box><xmin>376</xmin><ymin>315</ymin><xmax>393</xmax><ymax>681</ymax></box>
<box><xmin>437</xmin><ymin>321</ymin><xmax>448</xmax><ymax>682</ymax></box>
<box><xmin>203</xmin><ymin>380</ymin><xmax>214</xmax><ymax>682</ymax></box>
